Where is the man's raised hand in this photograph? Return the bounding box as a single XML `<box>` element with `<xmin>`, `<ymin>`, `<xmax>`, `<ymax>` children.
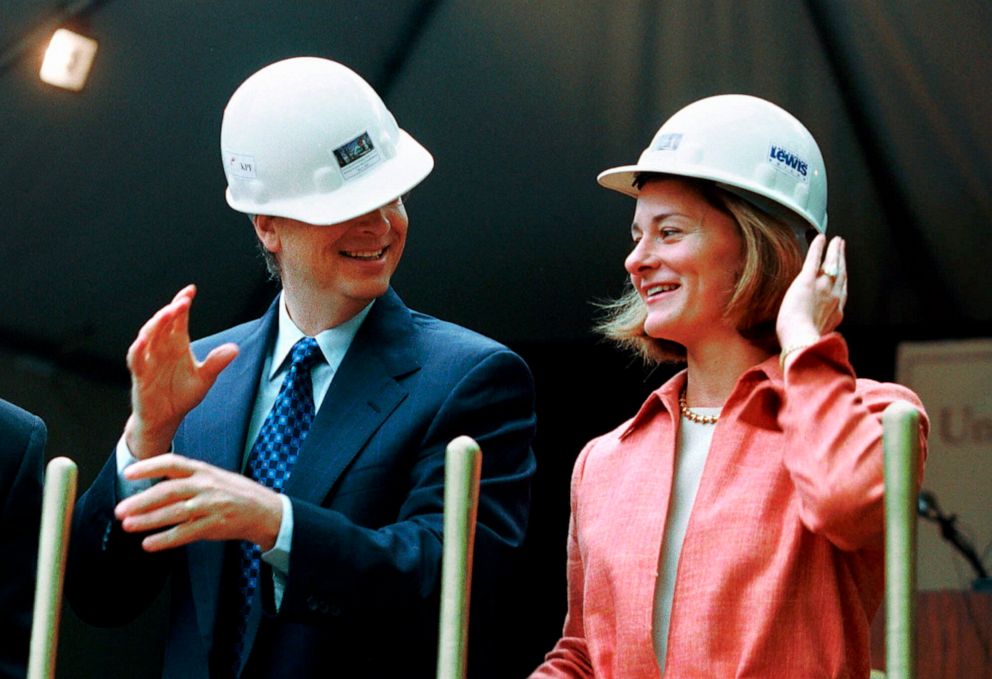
<box><xmin>124</xmin><ymin>285</ymin><xmax>238</xmax><ymax>459</ymax></box>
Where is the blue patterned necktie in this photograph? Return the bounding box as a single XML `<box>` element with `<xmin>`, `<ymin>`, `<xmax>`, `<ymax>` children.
<box><xmin>230</xmin><ymin>336</ymin><xmax>322</xmax><ymax>675</ymax></box>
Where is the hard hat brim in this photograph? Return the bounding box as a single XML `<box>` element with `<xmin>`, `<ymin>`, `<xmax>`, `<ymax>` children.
<box><xmin>226</xmin><ymin>130</ymin><xmax>434</xmax><ymax>226</ymax></box>
<box><xmin>596</xmin><ymin>164</ymin><xmax>826</xmax><ymax>235</ymax></box>
<box><xmin>596</xmin><ymin>166</ymin><xmax>641</xmax><ymax>199</ymax></box>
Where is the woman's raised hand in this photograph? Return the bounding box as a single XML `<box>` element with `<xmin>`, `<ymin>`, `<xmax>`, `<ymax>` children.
<box><xmin>776</xmin><ymin>234</ymin><xmax>847</xmax><ymax>353</ymax></box>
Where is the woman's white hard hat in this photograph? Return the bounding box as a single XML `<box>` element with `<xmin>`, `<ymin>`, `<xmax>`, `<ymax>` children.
<box><xmin>598</xmin><ymin>94</ymin><xmax>827</xmax><ymax>234</ymax></box>
<box><xmin>221</xmin><ymin>57</ymin><xmax>434</xmax><ymax>225</ymax></box>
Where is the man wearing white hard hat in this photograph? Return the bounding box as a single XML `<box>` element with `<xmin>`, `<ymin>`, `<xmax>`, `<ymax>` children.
<box><xmin>68</xmin><ymin>57</ymin><xmax>536</xmax><ymax>679</ymax></box>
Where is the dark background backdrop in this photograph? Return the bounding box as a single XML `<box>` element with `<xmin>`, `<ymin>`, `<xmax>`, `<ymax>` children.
<box><xmin>1</xmin><ymin>1</ymin><xmax>989</xmax><ymax>676</ymax></box>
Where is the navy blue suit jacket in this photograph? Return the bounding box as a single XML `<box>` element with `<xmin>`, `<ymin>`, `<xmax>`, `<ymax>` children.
<box><xmin>68</xmin><ymin>289</ymin><xmax>536</xmax><ymax>678</ymax></box>
<box><xmin>0</xmin><ymin>400</ymin><xmax>46</xmax><ymax>679</ymax></box>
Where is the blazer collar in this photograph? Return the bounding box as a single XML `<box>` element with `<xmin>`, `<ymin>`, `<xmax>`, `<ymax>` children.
<box><xmin>621</xmin><ymin>370</ymin><xmax>685</xmax><ymax>440</ymax></box>
<box><xmin>620</xmin><ymin>353</ymin><xmax>783</xmax><ymax>439</ymax></box>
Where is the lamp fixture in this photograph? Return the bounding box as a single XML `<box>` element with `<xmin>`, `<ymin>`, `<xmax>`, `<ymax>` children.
<box><xmin>40</xmin><ymin>28</ymin><xmax>98</xmax><ymax>91</ymax></box>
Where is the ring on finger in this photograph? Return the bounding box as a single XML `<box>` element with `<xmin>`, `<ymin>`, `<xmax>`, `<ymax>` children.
<box><xmin>820</xmin><ymin>265</ymin><xmax>839</xmax><ymax>278</ymax></box>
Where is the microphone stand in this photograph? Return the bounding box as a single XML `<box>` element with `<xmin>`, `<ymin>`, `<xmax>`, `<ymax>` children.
<box><xmin>917</xmin><ymin>490</ymin><xmax>991</xmax><ymax>591</ymax></box>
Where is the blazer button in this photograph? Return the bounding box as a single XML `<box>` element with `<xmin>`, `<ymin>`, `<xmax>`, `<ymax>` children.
<box><xmin>307</xmin><ymin>596</ymin><xmax>333</xmax><ymax>615</ymax></box>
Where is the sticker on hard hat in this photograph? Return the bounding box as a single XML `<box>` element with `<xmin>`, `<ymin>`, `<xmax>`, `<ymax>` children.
<box><xmin>654</xmin><ymin>134</ymin><xmax>682</xmax><ymax>151</ymax></box>
<box><xmin>227</xmin><ymin>153</ymin><xmax>257</xmax><ymax>179</ymax></box>
<box><xmin>333</xmin><ymin>132</ymin><xmax>383</xmax><ymax>181</ymax></box>
<box><xmin>768</xmin><ymin>145</ymin><xmax>808</xmax><ymax>181</ymax></box>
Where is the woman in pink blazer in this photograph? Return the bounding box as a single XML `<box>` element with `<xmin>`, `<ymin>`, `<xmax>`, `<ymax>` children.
<box><xmin>531</xmin><ymin>95</ymin><xmax>928</xmax><ymax>678</ymax></box>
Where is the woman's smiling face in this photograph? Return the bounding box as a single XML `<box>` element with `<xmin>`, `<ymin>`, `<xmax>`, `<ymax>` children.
<box><xmin>624</xmin><ymin>178</ymin><xmax>744</xmax><ymax>347</ymax></box>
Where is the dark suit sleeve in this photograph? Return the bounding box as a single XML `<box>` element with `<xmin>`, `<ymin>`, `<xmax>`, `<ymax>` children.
<box><xmin>278</xmin><ymin>348</ymin><xmax>536</xmax><ymax>628</ymax></box>
<box><xmin>65</xmin><ymin>450</ymin><xmax>174</xmax><ymax>626</ymax></box>
<box><xmin>0</xmin><ymin>411</ymin><xmax>45</xmax><ymax>679</ymax></box>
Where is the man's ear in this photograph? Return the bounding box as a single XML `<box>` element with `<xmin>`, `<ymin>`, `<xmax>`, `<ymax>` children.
<box><xmin>253</xmin><ymin>214</ymin><xmax>281</xmax><ymax>254</ymax></box>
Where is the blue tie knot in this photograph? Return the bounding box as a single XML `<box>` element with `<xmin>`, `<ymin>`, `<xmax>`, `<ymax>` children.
<box><xmin>279</xmin><ymin>338</ymin><xmax>322</xmax><ymax>397</ymax></box>
<box><xmin>289</xmin><ymin>336</ymin><xmax>322</xmax><ymax>372</ymax></box>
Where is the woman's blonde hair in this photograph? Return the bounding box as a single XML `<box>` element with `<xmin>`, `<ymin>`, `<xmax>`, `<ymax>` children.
<box><xmin>595</xmin><ymin>175</ymin><xmax>807</xmax><ymax>364</ymax></box>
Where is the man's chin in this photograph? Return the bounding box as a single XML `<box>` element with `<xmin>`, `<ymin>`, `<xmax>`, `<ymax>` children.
<box><xmin>344</xmin><ymin>281</ymin><xmax>391</xmax><ymax>303</ymax></box>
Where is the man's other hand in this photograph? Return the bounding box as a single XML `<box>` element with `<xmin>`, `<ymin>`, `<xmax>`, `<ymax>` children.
<box><xmin>115</xmin><ymin>453</ymin><xmax>282</xmax><ymax>552</ymax></box>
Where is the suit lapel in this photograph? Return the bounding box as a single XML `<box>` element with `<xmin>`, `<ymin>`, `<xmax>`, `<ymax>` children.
<box><xmin>187</xmin><ymin>306</ymin><xmax>276</xmax><ymax>471</ymax></box>
<box><xmin>185</xmin><ymin>299</ymin><xmax>279</xmax><ymax>646</ymax></box>
<box><xmin>285</xmin><ymin>289</ymin><xmax>421</xmax><ymax>503</ymax></box>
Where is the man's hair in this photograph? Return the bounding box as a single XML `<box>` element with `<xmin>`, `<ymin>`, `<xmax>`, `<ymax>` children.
<box><xmin>594</xmin><ymin>174</ymin><xmax>807</xmax><ymax>364</ymax></box>
<box><xmin>249</xmin><ymin>215</ymin><xmax>281</xmax><ymax>281</ymax></box>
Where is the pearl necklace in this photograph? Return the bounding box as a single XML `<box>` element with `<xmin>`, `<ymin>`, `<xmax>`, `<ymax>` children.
<box><xmin>679</xmin><ymin>388</ymin><xmax>719</xmax><ymax>425</ymax></box>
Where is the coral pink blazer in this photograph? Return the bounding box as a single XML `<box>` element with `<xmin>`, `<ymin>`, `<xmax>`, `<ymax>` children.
<box><xmin>532</xmin><ymin>335</ymin><xmax>928</xmax><ymax>678</ymax></box>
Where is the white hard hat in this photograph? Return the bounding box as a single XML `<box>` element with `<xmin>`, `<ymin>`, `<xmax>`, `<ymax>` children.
<box><xmin>598</xmin><ymin>94</ymin><xmax>827</xmax><ymax>234</ymax></box>
<box><xmin>221</xmin><ymin>57</ymin><xmax>434</xmax><ymax>225</ymax></box>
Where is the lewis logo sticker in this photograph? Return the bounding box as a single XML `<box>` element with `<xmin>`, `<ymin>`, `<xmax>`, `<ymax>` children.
<box><xmin>768</xmin><ymin>145</ymin><xmax>808</xmax><ymax>181</ymax></box>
